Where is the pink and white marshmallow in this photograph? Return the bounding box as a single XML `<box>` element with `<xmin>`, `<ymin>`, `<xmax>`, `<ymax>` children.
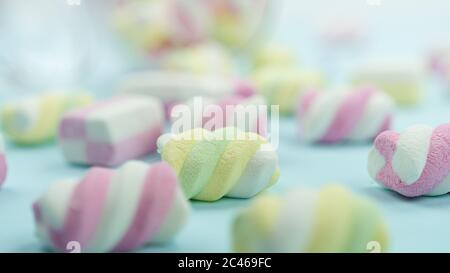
<box><xmin>368</xmin><ymin>123</ymin><xmax>450</xmax><ymax>197</ymax></box>
<box><xmin>32</xmin><ymin>161</ymin><xmax>190</xmax><ymax>252</ymax></box>
<box><xmin>59</xmin><ymin>96</ymin><xmax>164</xmax><ymax>167</ymax></box>
<box><xmin>170</xmin><ymin>94</ymin><xmax>267</xmax><ymax>136</ymax></box>
<box><xmin>0</xmin><ymin>134</ymin><xmax>7</xmax><ymax>187</ymax></box>
<box><xmin>297</xmin><ymin>87</ymin><xmax>394</xmax><ymax>144</ymax></box>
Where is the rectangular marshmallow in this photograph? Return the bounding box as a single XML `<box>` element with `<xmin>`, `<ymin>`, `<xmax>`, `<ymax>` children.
<box><xmin>59</xmin><ymin>96</ymin><xmax>164</xmax><ymax>166</ymax></box>
<box><xmin>117</xmin><ymin>70</ymin><xmax>241</xmax><ymax>103</ymax></box>
<box><xmin>352</xmin><ymin>61</ymin><xmax>425</xmax><ymax>105</ymax></box>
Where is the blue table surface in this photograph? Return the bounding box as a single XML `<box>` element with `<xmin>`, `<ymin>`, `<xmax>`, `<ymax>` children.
<box><xmin>1</xmin><ymin>79</ymin><xmax>450</xmax><ymax>253</ymax></box>
<box><xmin>2</xmin><ymin>0</ymin><xmax>450</xmax><ymax>253</ymax></box>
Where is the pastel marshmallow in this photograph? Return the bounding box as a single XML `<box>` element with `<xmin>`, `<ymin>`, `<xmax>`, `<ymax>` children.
<box><xmin>297</xmin><ymin>86</ymin><xmax>394</xmax><ymax>144</ymax></box>
<box><xmin>206</xmin><ymin>0</ymin><xmax>268</xmax><ymax>49</ymax></box>
<box><xmin>118</xmin><ymin>70</ymin><xmax>255</xmax><ymax>116</ymax></box>
<box><xmin>157</xmin><ymin>127</ymin><xmax>280</xmax><ymax>201</ymax></box>
<box><xmin>233</xmin><ymin>185</ymin><xmax>389</xmax><ymax>253</ymax></box>
<box><xmin>320</xmin><ymin>19</ymin><xmax>365</xmax><ymax>47</ymax></box>
<box><xmin>0</xmin><ymin>134</ymin><xmax>7</xmax><ymax>187</ymax></box>
<box><xmin>352</xmin><ymin>61</ymin><xmax>425</xmax><ymax>105</ymax></box>
<box><xmin>252</xmin><ymin>67</ymin><xmax>324</xmax><ymax>115</ymax></box>
<box><xmin>368</xmin><ymin>123</ymin><xmax>450</xmax><ymax>197</ymax></box>
<box><xmin>59</xmin><ymin>96</ymin><xmax>163</xmax><ymax>167</ymax></box>
<box><xmin>1</xmin><ymin>93</ymin><xmax>92</xmax><ymax>145</ymax></box>
<box><xmin>170</xmin><ymin>94</ymin><xmax>267</xmax><ymax>136</ymax></box>
<box><xmin>251</xmin><ymin>44</ymin><xmax>297</xmax><ymax>69</ymax></box>
<box><xmin>32</xmin><ymin>161</ymin><xmax>190</xmax><ymax>252</ymax></box>
<box><xmin>161</xmin><ymin>42</ymin><xmax>233</xmax><ymax>75</ymax></box>
<box><xmin>113</xmin><ymin>0</ymin><xmax>209</xmax><ymax>55</ymax></box>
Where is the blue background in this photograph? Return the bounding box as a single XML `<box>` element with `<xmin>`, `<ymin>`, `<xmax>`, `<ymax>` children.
<box><xmin>1</xmin><ymin>0</ymin><xmax>450</xmax><ymax>252</ymax></box>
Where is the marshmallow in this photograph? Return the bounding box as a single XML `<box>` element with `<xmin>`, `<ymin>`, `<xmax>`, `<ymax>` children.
<box><xmin>251</xmin><ymin>44</ymin><xmax>296</xmax><ymax>69</ymax></box>
<box><xmin>352</xmin><ymin>61</ymin><xmax>425</xmax><ymax>105</ymax></box>
<box><xmin>368</xmin><ymin>123</ymin><xmax>450</xmax><ymax>197</ymax></box>
<box><xmin>320</xmin><ymin>19</ymin><xmax>365</xmax><ymax>47</ymax></box>
<box><xmin>118</xmin><ymin>70</ymin><xmax>254</xmax><ymax>113</ymax></box>
<box><xmin>207</xmin><ymin>0</ymin><xmax>268</xmax><ymax>49</ymax></box>
<box><xmin>59</xmin><ymin>96</ymin><xmax>163</xmax><ymax>167</ymax></box>
<box><xmin>161</xmin><ymin>43</ymin><xmax>233</xmax><ymax>76</ymax></box>
<box><xmin>1</xmin><ymin>93</ymin><xmax>92</xmax><ymax>145</ymax></box>
<box><xmin>32</xmin><ymin>161</ymin><xmax>190</xmax><ymax>252</ymax></box>
<box><xmin>157</xmin><ymin>127</ymin><xmax>280</xmax><ymax>201</ymax></box>
<box><xmin>233</xmin><ymin>185</ymin><xmax>389</xmax><ymax>253</ymax></box>
<box><xmin>170</xmin><ymin>94</ymin><xmax>267</xmax><ymax>136</ymax></box>
<box><xmin>0</xmin><ymin>134</ymin><xmax>7</xmax><ymax>187</ymax></box>
<box><xmin>252</xmin><ymin>67</ymin><xmax>324</xmax><ymax>115</ymax></box>
<box><xmin>297</xmin><ymin>87</ymin><xmax>394</xmax><ymax>144</ymax></box>
<box><xmin>428</xmin><ymin>45</ymin><xmax>450</xmax><ymax>80</ymax></box>
<box><xmin>113</xmin><ymin>0</ymin><xmax>209</xmax><ymax>54</ymax></box>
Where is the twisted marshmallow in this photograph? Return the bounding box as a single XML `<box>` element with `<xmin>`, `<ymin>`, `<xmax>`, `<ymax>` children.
<box><xmin>157</xmin><ymin>127</ymin><xmax>279</xmax><ymax>201</ymax></box>
<box><xmin>1</xmin><ymin>93</ymin><xmax>92</xmax><ymax>145</ymax></box>
<box><xmin>0</xmin><ymin>134</ymin><xmax>7</xmax><ymax>186</ymax></box>
<box><xmin>297</xmin><ymin>87</ymin><xmax>394</xmax><ymax>144</ymax></box>
<box><xmin>233</xmin><ymin>185</ymin><xmax>389</xmax><ymax>253</ymax></box>
<box><xmin>368</xmin><ymin>123</ymin><xmax>450</xmax><ymax>197</ymax></box>
<box><xmin>33</xmin><ymin>161</ymin><xmax>190</xmax><ymax>252</ymax></box>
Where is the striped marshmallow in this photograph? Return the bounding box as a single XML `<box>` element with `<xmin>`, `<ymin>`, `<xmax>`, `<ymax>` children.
<box><xmin>0</xmin><ymin>134</ymin><xmax>7</xmax><ymax>186</ymax></box>
<box><xmin>157</xmin><ymin>127</ymin><xmax>280</xmax><ymax>201</ymax></box>
<box><xmin>170</xmin><ymin>94</ymin><xmax>267</xmax><ymax>136</ymax></box>
<box><xmin>33</xmin><ymin>161</ymin><xmax>190</xmax><ymax>252</ymax></box>
<box><xmin>368</xmin><ymin>123</ymin><xmax>450</xmax><ymax>197</ymax></box>
<box><xmin>59</xmin><ymin>96</ymin><xmax>163</xmax><ymax>167</ymax></box>
<box><xmin>297</xmin><ymin>86</ymin><xmax>394</xmax><ymax>144</ymax></box>
<box><xmin>1</xmin><ymin>93</ymin><xmax>92</xmax><ymax>145</ymax></box>
<box><xmin>233</xmin><ymin>185</ymin><xmax>389</xmax><ymax>253</ymax></box>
